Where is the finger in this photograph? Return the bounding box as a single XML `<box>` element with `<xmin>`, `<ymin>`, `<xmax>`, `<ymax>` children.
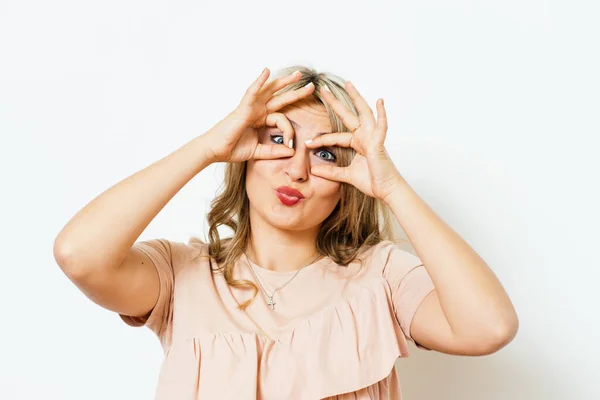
<box><xmin>345</xmin><ymin>81</ymin><xmax>375</xmax><ymax>126</ymax></box>
<box><xmin>311</xmin><ymin>164</ymin><xmax>350</xmax><ymax>183</ymax></box>
<box><xmin>264</xmin><ymin>70</ymin><xmax>303</xmax><ymax>96</ymax></box>
<box><xmin>254</xmin><ymin>142</ymin><xmax>296</xmax><ymax>160</ymax></box>
<box><xmin>242</xmin><ymin>68</ymin><xmax>271</xmax><ymax>103</ymax></box>
<box><xmin>266</xmin><ymin>82</ymin><xmax>315</xmax><ymax>113</ymax></box>
<box><xmin>305</xmin><ymin>132</ymin><xmax>353</xmax><ymax>149</ymax></box>
<box><xmin>376</xmin><ymin>98</ymin><xmax>388</xmax><ymax>135</ymax></box>
<box><xmin>265</xmin><ymin>112</ymin><xmax>295</xmax><ymax>151</ymax></box>
<box><xmin>319</xmin><ymin>85</ymin><xmax>360</xmax><ymax>131</ymax></box>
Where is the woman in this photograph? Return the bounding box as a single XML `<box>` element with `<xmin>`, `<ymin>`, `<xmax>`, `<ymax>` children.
<box><xmin>54</xmin><ymin>65</ymin><xmax>519</xmax><ymax>399</ymax></box>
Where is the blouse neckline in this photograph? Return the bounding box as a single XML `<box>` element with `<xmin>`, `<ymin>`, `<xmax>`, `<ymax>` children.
<box><xmin>243</xmin><ymin>253</ymin><xmax>330</xmax><ymax>277</ymax></box>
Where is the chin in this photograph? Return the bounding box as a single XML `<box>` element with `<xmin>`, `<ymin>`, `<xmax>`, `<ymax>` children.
<box><xmin>268</xmin><ymin>211</ymin><xmax>304</xmax><ymax>228</ymax></box>
<box><xmin>266</xmin><ymin>207</ymin><xmax>320</xmax><ymax>231</ymax></box>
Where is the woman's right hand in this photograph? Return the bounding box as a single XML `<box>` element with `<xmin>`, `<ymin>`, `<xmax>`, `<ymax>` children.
<box><xmin>202</xmin><ymin>68</ymin><xmax>315</xmax><ymax>163</ymax></box>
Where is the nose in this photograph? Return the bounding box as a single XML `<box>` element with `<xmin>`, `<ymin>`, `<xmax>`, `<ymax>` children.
<box><xmin>284</xmin><ymin>142</ymin><xmax>311</xmax><ymax>182</ymax></box>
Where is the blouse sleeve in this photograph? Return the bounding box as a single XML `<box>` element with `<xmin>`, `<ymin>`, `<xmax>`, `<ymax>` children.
<box><xmin>381</xmin><ymin>241</ymin><xmax>436</xmax><ymax>350</ymax></box>
<box><xmin>118</xmin><ymin>238</ymin><xmax>176</xmax><ymax>345</ymax></box>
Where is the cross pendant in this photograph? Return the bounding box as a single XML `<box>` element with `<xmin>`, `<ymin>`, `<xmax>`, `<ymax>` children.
<box><xmin>267</xmin><ymin>296</ymin><xmax>276</xmax><ymax>310</ymax></box>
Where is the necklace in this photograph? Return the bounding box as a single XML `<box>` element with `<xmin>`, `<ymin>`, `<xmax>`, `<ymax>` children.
<box><xmin>243</xmin><ymin>250</ymin><xmax>323</xmax><ymax>310</ymax></box>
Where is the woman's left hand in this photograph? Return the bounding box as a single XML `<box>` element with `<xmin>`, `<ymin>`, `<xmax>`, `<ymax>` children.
<box><xmin>305</xmin><ymin>81</ymin><xmax>403</xmax><ymax>202</ymax></box>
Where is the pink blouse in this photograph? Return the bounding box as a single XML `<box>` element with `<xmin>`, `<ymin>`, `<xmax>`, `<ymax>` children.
<box><xmin>119</xmin><ymin>237</ymin><xmax>435</xmax><ymax>399</ymax></box>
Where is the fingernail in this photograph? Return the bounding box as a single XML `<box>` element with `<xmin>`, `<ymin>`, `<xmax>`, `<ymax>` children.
<box><xmin>305</xmin><ymin>139</ymin><xmax>312</xmax><ymax>145</ymax></box>
<box><xmin>304</xmin><ymin>82</ymin><xmax>314</xmax><ymax>89</ymax></box>
<box><xmin>289</xmin><ymin>139</ymin><xmax>293</xmax><ymax>148</ymax></box>
<box><xmin>293</xmin><ymin>70</ymin><xmax>301</xmax><ymax>76</ymax></box>
<box><xmin>322</xmin><ymin>84</ymin><xmax>331</xmax><ymax>92</ymax></box>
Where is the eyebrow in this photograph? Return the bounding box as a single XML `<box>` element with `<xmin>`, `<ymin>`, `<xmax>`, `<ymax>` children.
<box><xmin>288</xmin><ymin>118</ymin><xmax>332</xmax><ymax>136</ymax></box>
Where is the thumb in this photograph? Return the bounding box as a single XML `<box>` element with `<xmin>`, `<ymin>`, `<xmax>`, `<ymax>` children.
<box><xmin>265</xmin><ymin>112</ymin><xmax>294</xmax><ymax>150</ymax></box>
<box><xmin>311</xmin><ymin>165</ymin><xmax>348</xmax><ymax>183</ymax></box>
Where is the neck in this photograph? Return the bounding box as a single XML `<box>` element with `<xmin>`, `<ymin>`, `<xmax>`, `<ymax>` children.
<box><xmin>245</xmin><ymin>234</ymin><xmax>321</xmax><ymax>273</ymax></box>
<box><xmin>245</xmin><ymin>203</ymin><xmax>324</xmax><ymax>272</ymax></box>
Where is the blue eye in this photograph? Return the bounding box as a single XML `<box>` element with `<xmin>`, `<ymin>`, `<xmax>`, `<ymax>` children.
<box><xmin>315</xmin><ymin>149</ymin><xmax>336</xmax><ymax>162</ymax></box>
<box><xmin>269</xmin><ymin>134</ymin><xmax>285</xmax><ymax>145</ymax></box>
<box><xmin>269</xmin><ymin>134</ymin><xmax>336</xmax><ymax>162</ymax></box>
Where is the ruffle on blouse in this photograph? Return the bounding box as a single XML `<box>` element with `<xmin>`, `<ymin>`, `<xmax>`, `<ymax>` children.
<box><xmin>154</xmin><ymin>276</ymin><xmax>412</xmax><ymax>400</ymax></box>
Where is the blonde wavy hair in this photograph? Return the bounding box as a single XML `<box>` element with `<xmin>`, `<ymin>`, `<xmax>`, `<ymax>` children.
<box><xmin>197</xmin><ymin>65</ymin><xmax>407</xmax><ymax>310</ymax></box>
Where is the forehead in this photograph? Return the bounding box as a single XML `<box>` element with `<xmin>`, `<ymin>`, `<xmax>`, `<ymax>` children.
<box><xmin>279</xmin><ymin>101</ymin><xmax>331</xmax><ymax>131</ymax></box>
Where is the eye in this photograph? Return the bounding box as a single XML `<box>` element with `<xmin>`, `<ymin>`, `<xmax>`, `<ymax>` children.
<box><xmin>269</xmin><ymin>134</ymin><xmax>285</xmax><ymax>145</ymax></box>
<box><xmin>270</xmin><ymin>135</ymin><xmax>337</xmax><ymax>162</ymax></box>
<box><xmin>315</xmin><ymin>149</ymin><xmax>337</xmax><ymax>162</ymax></box>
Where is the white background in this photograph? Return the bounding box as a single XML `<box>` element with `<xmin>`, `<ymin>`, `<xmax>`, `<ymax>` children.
<box><xmin>1</xmin><ymin>0</ymin><xmax>598</xmax><ymax>399</ymax></box>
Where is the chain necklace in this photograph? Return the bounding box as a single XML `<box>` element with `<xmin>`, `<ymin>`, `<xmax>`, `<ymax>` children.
<box><xmin>243</xmin><ymin>250</ymin><xmax>323</xmax><ymax>311</ymax></box>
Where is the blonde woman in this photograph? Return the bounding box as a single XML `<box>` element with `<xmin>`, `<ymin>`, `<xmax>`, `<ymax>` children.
<box><xmin>54</xmin><ymin>66</ymin><xmax>519</xmax><ymax>399</ymax></box>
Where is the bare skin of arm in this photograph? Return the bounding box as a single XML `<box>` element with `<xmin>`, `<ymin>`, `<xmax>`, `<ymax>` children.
<box><xmin>53</xmin><ymin>133</ymin><xmax>215</xmax><ymax>318</ymax></box>
<box><xmin>53</xmin><ymin>68</ymin><xmax>313</xmax><ymax>319</ymax></box>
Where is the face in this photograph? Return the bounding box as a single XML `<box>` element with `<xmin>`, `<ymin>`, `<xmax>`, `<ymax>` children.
<box><xmin>245</xmin><ymin>101</ymin><xmax>342</xmax><ymax>232</ymax></box>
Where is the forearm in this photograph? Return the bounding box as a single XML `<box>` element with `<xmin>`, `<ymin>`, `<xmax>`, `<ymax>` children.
<box><xmin>54</xmin><ymin>134</ymin><xmax>215</xmax><ymax>276</ymax></box>
<box><xmin>383</xmin><ymin>175</ymin><xmax>519</xmax><ymax>338</ymax></box>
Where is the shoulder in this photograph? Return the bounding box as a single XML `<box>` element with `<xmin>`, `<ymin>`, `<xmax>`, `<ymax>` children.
<box><xmin>356</xmin><ymin>239</ymin><xmax>422</xmax><ymax>277</ymax></box>
<box><xmin>357</xmin><ymin>239</ymin><xmax>400</xmax><ymax>264</ymax></box>
<box><xmin>136</xmin><ymin>236</ymin><xmax>212</xmax><ymax>276</ymax></box>
<box><xmin>183</xmin><ymin>236</ymin><xmax>212</xmax><ymax>263</ymax></box>
<box><xmin>181</xmin><ymin>236</ymin><xmax>219</xmax><ymax>274</ymax></box>
<box><xmin>329</xmin><ymin>240</ymin><xmax>396</xmax><ymax>279</ymax></box>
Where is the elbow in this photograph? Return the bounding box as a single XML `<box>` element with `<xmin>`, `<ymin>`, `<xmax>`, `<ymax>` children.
<box><xmin>53</xmin><ymin>238</ymin><xmax>73</xmax><ymax>269</ymax></box>
<box><xmin>480</xmin><ymin>315</ymin><xmax>520</xmax><ymax>355</ymax></box>
<box><xmin>53</xmin><ymin>239</ymin><xmax>90</xmax><ymax>280</ymax></box>
<box><xmin>498</xmin><ymin>314</ymin><xmax>520</xmax><ymax>344</ymax></box>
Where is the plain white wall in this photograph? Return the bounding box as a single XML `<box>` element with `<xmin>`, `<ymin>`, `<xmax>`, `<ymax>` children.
<box><xmin>1</xmin><ymin>0</ymin><xmax>598</xmax><ymax>399</ymax></box>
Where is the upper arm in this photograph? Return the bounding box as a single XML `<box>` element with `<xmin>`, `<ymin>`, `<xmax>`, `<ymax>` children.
<box><xmin>382</xmin><ymin>243</ymin><xmax>490</xmax><ymax>355</ymax></box>
<box><xmin>411</xmin><ymin>289</ymin><xmax>512</xmax><ymax>356</ymax></box>
<box><xmin>379</xmin><ymin>241</ymin><xmax>436</xmax><ymax>350</ymax></box>
<box><xmin>63</xmin><ymin>239</ymin><xmax>176</xmax><ymax>339</ymax></box>
<box><xmin>409</xmin><ymin>289</ymin><xmax>458</xmax><ymax>353</ymax></box>
<box><xmin>65</xmin><ymin>243</ymin><xmax>162</xmax><ymax>321</ymax></box>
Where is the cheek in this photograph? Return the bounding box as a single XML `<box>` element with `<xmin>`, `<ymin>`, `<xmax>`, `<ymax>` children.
<box><xmin>247</xmin><ymin>160</ymin><xmax>275</xmax><ymax>182</ymax></box>
<box><xmin>313</xmin><ymin>180</ymin><xmax>341</xmax><ymax>202</ymax></box>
